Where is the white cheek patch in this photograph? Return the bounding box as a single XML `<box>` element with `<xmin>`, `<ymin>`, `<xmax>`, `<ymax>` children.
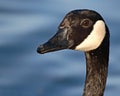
<box><xmin>75</xmin><ymin>20</ymin><xmax>106</xmax><ymax>51</ymax></box>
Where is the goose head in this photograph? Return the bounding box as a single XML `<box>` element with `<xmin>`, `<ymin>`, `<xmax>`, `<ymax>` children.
<box><xmin>37</xmin><ymin>9</ymin><xmax>107</xmax><ymax>54</ymax></box>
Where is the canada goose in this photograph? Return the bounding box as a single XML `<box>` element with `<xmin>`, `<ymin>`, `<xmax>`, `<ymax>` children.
<box><xmin>37</xmin><ymin>9</ymin><xmax>110</xmax><ymax>96</ymax></box>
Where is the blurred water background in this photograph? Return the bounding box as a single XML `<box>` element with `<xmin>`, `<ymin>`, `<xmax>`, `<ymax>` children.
<box><xmin>0</xmin><ymin>0</ymin><xmax>120</xmax><ymax>96</ymax></box>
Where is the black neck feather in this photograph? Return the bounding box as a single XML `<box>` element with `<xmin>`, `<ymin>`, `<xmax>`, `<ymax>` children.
<box><xmin>83</xmin><ymin>31</ymin><xmax>109</xmax><ymax>96</ymax></box>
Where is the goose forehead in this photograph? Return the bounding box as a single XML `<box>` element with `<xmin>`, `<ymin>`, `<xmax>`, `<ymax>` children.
<box><xmin>60</xmin><ymin>16</ymin><xmax>87</xmax><ymax>29</ymax></box>
<box><xmin>59</xmin><ymin>18</ymin><xmax>70</xmax><ymax>28</ymax></box>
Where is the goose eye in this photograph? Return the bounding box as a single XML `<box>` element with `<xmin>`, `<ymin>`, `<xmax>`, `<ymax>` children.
<box><xmin>80</xmin><ymin>19</ymin><xmax>92</xmax><ymax>28</ymax></box>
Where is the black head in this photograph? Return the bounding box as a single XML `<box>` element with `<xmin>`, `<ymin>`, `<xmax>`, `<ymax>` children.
<box><xmin>37</xmin><ymin>9</ymin><xmax>108</xmax><ymax>54</ymax></box>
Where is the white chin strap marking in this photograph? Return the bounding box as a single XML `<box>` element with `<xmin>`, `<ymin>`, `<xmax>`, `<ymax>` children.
<box><xmin>75</xmin><ymin>20</ymin><xmax>106</xmax><ymax>51</ymax></box>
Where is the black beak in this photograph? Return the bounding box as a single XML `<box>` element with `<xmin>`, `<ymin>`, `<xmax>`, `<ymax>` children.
<box><xmin>37</xmin><ymin>28</ymin><xmax>73</xmax><ymax>54</ymax></box>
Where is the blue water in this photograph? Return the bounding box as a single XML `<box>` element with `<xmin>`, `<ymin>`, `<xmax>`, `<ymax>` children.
<box><xmin>0</xmin><ymin>0</ymin><xmax>120</xmax><ymax>96</ymax></box>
